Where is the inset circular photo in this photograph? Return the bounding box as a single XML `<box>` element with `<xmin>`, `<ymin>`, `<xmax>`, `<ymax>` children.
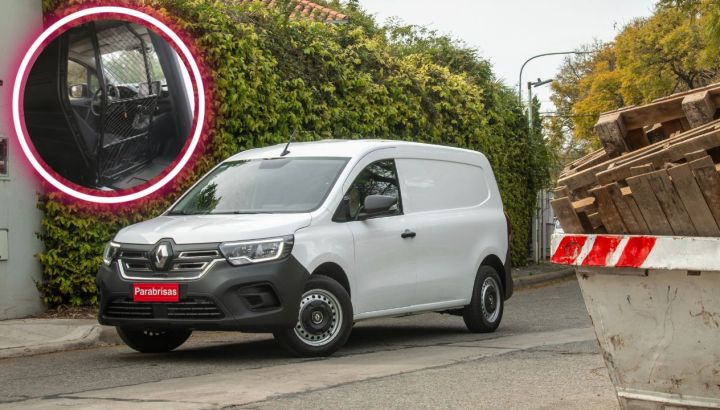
<box><xmin>21</xmin><ymin>15</ymin><xmax>196</xmax><ymax>190</ymax></box>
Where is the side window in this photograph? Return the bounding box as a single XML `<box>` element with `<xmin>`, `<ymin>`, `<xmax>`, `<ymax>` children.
<box><xmin>0</xmin><ymin>135</ymin><xmax>7</xmax><ymax>176</ymax></box>
<box><xmin>339</xmin><ymin>159</ymin><xmax>402</xmax><ymax>221</ymax></box>
<box><xmin>67</xmin><ymin>60</ymin><xmax>89</xmax><ymax>99</ymax></box>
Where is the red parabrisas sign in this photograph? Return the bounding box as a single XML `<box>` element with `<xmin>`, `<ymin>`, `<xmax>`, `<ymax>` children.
<box><xmin>133</xmin><ymin>283</ymin><xmax>179</xmax><ymax>302</ymax></box>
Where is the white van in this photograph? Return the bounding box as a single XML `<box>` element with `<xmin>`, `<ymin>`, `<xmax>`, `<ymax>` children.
<box><xmin>97</xmin><ymin>140</ymin><xmax>513</xmax><ymax>356</ymax></box>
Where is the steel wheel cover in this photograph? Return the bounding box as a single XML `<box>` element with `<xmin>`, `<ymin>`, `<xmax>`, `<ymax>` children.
<box><xmin>293</xmin><ymin>288</ymin><xmax>343</xmax><ymax>347</ymax></box>
<box><xmin>481</xmin><ymin>276</ymin><xmax>501</xmax><ymax>323</ymax></box>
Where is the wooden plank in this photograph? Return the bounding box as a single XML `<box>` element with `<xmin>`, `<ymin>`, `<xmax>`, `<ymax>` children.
<box><xmin>596</xmin><ymin>129</ymin><xmax>720</xmax><ymax>186</ymax></box>
<box><xmin>589</xmin><ymin>185</ymin><xmax>628</xmax><ymax>234</ymax></box>
<box><xmin>682</xmin><ymin>90</ymin><xmax>716</xmax><ymax>128</ymax></box>
<box><xmin>578</xmin><ymin>212</ymin><xmax>595</xmax><ymax>233</ymax></box>
<box><xmin>645</xmin><ymin>169</ymin><xmax>696</xmax><ymax>236</ymax></box>
<box><xmin>622</xmin><ymin>191</ymin><xmax>650</xmax><ymax>234</ymax></box>
<box><xmin>571</xmin><ymin>196</ymin><xmax>595</xmax><ymax>213</ymax></box>
<box><xmin>595</xmin><ymin>112</ymin><xmax>629</xmax><ymax>158</ymax></box>
<box><xmin>623</xmin><ymin>98</ymin><xmax>684</xmax><ymax>130</ymax></box>
<box><xmin>689</xmin><ymin>156</ymin><xmax>720</xmax><ymax>228</ymax></box>
<box><xmin>558</xmin><ymin>119</ymin><xmax>720</xmax><ymax>191</ymax></box>
<box><xmin>667</xmin><ymin>163</ymin><xmax>720</xmax><ymax>236</ymax></box>
<box><xmin>688</xmin><ymin>155</ymin><xmax>715</xmax><ymax>170</ymax></box>
<box><xmin>684</xmin><ymin>149</ymin><xmax>708</xmax><ymax>162</ymax></box>
<box><xmin>626</xmin><ymin>173</ymin><xmax>674</xmax><ymax>235</ymax></box>
<box><xmin>605</xmin><ymin>183</ymin><xmax>646</xmax><ymax>234</ymax></box>
<box><xmin>554</xmin><ymin>186</ymin><xmax>570</xmax><ymax>199</ymax></box>
<box><xmin>586</xmin><ymin>212</ymin><xmax>605</xmax><ymax>233</ymax></box>
<box><xmin>616</xmin><ymin>83</ymin><xmax>720</xmax><ymax>130</ymax></box>
<box><xmin>630</xmin><ymin>164</ymin><xmax>654</xmax><ymax>176</ymax></box>
<box><xmin>570</xmin><ymin>151</ymin><xmax>610</xmax><ymax>172</ymax></box>
<box><xmin>680</xmin><ymin>116</ymin><xmax>692</xmax><ymax>131</ymax></box>
<box><xmin>550</xmin><ymin>197</ymin><xmax>586</xmax><ymax>234</ymax></box>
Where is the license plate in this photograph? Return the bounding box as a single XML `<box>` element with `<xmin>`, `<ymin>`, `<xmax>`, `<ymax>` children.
<box><xmin>133</xmin><ymin>283</ymin><xmax>179</xmax><ymax>302</ymax></box>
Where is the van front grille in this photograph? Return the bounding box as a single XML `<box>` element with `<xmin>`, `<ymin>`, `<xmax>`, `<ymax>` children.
<box><xmin>116</xmin><ymin>242</ymin><xmax>223</xmax><ymax>280</ymax></box>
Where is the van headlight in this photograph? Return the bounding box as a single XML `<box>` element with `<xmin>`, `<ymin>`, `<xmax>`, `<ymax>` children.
<box><xmin>102</xmin><ymin>241</ymin><xmax>121</xmax><ymax>266</ymax></box>
<box><xmin>219</xmin><ymin>235</ymin><xmax>294</xmax><ymax>266</ymax></box>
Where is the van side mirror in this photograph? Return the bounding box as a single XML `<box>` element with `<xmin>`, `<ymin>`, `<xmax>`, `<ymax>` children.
<box><xmin>359</xmin><ymin>195</ymin><xmax>397</xmax><ymax>220</ymax></box>
<box><xmin>69</xmin><ymin>84</ymin><xmax>88</xmax><ymax>98</ymax></box>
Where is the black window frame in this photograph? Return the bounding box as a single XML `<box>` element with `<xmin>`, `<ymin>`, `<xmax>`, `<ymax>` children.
<box><xmin>333</xmin><ymin>158</ymin><xmax>403</xmax><ymax>222</ymax></box>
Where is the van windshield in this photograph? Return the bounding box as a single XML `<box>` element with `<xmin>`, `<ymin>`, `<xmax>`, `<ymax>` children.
<box><xmin>169</xmin><ymin>157</ymin><xmax>349</xmax><ymax>215</ymax></box>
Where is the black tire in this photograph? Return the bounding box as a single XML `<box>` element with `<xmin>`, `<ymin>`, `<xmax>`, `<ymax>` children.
<box><xmin>274</xmin><ymin>275</ymin><xmax>353</xmax><ymax>357</ymax></box>
<box><xmin>116</xmin><ymin>327</ymin><xmax>192</xmax><ymax>353</ymax></box>
<box><xmin>463</xmin><ymin>265</ymin><xmax>504</xmax><ymax>333</ymax></box>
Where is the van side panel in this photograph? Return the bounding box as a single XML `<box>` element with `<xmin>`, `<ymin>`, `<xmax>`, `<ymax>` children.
<box><xmin>395</xmin><ymin>157</ymin><xmax>506</xmax><ymax>306</ymax></box>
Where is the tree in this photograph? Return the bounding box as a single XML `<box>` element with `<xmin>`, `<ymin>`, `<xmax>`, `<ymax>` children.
<box><xmin>547</xmin><ymin>1</ymin><xmax>720</xmax><ymax>172</ymax></box>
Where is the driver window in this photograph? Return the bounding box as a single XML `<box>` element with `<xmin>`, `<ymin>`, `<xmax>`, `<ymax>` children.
<box><xmin>67</xmin><ymin>25</ymin><xmax>100</xmax><ymax>99</ymax></box>
<box><xmin>345</xmin><ymin>159</ymin><xmax>401</xmax><ymax>220</ymax></box>
<box><xmin>67</xmin><ymin>60</ymin><xmax>89</xmax><ymax>99</ymax></box>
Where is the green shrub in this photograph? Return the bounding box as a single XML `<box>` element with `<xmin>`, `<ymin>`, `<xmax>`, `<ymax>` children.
<box><xmin>38</xmin><ymin>0</ymin><xmax>549</xmax><ymax>306</ymax></box>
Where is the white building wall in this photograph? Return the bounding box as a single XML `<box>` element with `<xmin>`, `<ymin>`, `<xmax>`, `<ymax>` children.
<box><xmin>0</xmin><ymin>0</ymin><xmax>44</xmax><ymax>319</ymax></box>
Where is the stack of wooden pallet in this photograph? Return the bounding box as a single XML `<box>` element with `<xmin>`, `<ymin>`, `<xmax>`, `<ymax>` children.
<box><xmin>552</xmin><ymin>83</ymin><xmax>720</xmax><ymax>236</ymax></box>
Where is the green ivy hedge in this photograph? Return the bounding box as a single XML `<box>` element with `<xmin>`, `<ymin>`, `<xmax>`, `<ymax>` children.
<box><xmin>39</xmin><ymin>0</ymin><xmax>550</xmax><ymax>306</ymax></box>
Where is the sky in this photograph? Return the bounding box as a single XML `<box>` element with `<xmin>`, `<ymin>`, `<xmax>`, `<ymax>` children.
<box><xmin>360</xmin><ymin>0</ymin><xmax>657</xmax><ymax>112</ymax></box>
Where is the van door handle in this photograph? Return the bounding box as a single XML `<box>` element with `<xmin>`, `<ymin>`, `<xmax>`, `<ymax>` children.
<box><xmin>401</xmin><ymin>230</ymin><xmax>416</xmax><ymax>239</ymax></box>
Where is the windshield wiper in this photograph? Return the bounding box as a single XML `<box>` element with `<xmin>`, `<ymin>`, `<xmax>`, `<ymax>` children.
<box><xmin>209</xmin><ymin>211</ymin><xmax>264</xmax><ymax>215</ymax></box>
<box><xmin>167</xmin><ymin>209</ymin><xmax>204</xmax><ymax>215</ymax></box>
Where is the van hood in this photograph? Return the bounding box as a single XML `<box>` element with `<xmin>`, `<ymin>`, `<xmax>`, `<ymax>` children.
<box><xmin>114</xmin><ymin>213</ymin><xmax>312</xmax><ymax>245</ymax></box>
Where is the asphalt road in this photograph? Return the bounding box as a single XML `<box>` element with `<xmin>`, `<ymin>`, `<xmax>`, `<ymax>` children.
<box><xmin>0</xmin><ymin>278</ymin><xmax>618</xmax><ymax>409</ymax></box>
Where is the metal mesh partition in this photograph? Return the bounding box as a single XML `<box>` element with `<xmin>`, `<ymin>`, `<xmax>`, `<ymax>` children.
<box><xmin>96</xmin><ymin>23</ymin><xmax>159</xmax><ymax>183</ymax></box>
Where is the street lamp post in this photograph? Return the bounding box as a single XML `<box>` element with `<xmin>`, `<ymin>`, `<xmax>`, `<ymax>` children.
<box><xmin>518</xmin><ymin>50</ymin><xmax>593</xmax><ymax>103</ymax></box>
<box><xmin>527</xmin><ymin>78</ymin><xmax>553</xmax><ymax>133</ymax></box>
<box><xmin>527</xmin><ymin>78</ymin><xmax>553</xmax><ymax>264</ymax></box>
<box><xmin>518</xmin><ymin>51</ymin><xmax>592</xmax><ymax>264</ymax></box>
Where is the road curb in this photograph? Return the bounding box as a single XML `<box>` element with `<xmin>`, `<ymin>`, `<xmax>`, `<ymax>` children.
<box><xmin>513</xmin><ymin>268</ymin><xmax>575</xmax><ymax>289</ymax></box>
<box><xmin>0</xmin><ymin>324</ymin><xmax>121</xmax><ymax>360</ymax></box>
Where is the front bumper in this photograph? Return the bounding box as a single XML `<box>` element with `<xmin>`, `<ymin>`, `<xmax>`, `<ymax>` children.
<box><xmin>96</xmin><ymin>256</ymin><xmax>309</xmax><ymax>332</ymax></box>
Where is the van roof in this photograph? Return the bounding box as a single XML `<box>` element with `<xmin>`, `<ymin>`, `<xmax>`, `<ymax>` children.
<box><xmin>225</xmin><ymin>139</ymin><xmax>484</xmax><ymax>161</ymax></box>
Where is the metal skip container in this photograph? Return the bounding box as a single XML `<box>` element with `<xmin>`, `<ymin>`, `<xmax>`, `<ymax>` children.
<box><xmin>552</xmin><ymin>233</ymin><xmax>720</xmax><ymax>409</ymax></box>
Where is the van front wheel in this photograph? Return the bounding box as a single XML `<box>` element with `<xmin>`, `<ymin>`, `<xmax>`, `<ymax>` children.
<box><xmin>274</xmin><ymin>275</ymin><xmax>353</xmax><ymax>357</ymax></box>
<box><xmin>463</xmin><ymin>266</ymin><xmax>504</xmax><ymax>333</ymax></box>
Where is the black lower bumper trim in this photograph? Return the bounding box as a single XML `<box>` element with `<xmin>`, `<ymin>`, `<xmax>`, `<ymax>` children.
<box><xmin>97</xmin><ymin>255</ymin><xmax>309</xmax><ymax>331</ymax></box>
<box><xmin>105</xmin><ymin>297</ymin><xmax>225</xmax><ymax>320</ymax></box>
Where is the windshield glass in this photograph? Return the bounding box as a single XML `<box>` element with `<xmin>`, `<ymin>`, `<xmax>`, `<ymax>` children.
<box><xmin>169</xmin><ymin>157</ymin><xmax>349</xmax><ymax>215</ymax></box>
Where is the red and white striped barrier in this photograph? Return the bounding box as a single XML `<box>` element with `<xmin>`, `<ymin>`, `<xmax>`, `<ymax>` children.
<box><xmin>551</xmin><ymin>234</ymin><xmax>720</xmax><ymax>272</ymax></box>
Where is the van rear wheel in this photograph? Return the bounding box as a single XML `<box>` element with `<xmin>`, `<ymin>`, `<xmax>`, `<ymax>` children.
<box><xmin>274</xmin><ymin>275</ymin><xmax>353</xmax><ymax>357</ymax></box>
<box><xmin>463</xmin><ymin>266</ymin><xmax>504</xmax><ymax>333</ymax></box>
<box><xmin>116</xmin><ymin>327</ymin><xmax>192</xmax><ymax>353</ymax></box>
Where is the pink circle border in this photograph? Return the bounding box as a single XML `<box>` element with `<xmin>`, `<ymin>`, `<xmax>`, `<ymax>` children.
<box><xmin>12</xmin><ymin>6</ymin><xmax>205</xmax><ymax>204</ymax></box>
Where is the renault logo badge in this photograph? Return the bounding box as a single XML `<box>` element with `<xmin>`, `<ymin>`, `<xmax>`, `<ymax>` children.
<box><xmin>152</xmin><ymin>241</ymin><xmax>172</xmax><ymax>271</ymax></box>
